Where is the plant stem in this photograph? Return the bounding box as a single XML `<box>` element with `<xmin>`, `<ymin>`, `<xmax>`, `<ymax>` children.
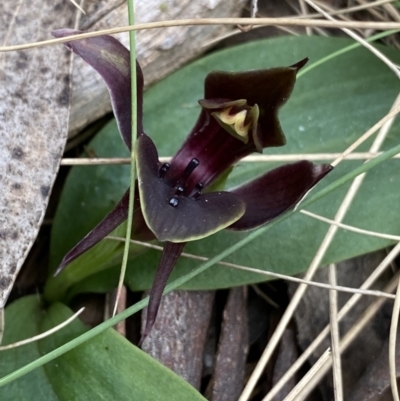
<box><xmin>113</xmin><ymin>0</ymin><xmax>137</xmax><ymax>316</ymax></box>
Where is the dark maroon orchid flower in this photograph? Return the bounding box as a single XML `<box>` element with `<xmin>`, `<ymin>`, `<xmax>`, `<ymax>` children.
<box><xmin>53</xmin><ymin>30</ymin><xmax>333</xmax><ymax>340</ymax></box>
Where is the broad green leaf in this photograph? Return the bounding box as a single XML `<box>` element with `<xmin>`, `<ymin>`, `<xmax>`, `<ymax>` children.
<box><xmin>49</xmin><ymin>125</ymin><xmax>130</xmax><ymax>274</ymax></box>
<box><xmin>0</xmin><ymin>296</ymin><xmax>206</xmax><ymax>401</ymax></box>
<box><xmin>50</xmin><ymin>35</ymin><xmax>400</xmax><ymax>294</ymax></box>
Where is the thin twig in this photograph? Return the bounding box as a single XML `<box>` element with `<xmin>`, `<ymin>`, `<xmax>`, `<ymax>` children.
<box><xmin>313</xmin><ymin>0</ymin><xmax>365</xmax><ymax>36</ymax></box>
<box><xmin>250</xmin><ymin>285</ymin><xmax>280</xmax><ymax>309</ymax></box>
<box><xmin>202</xmin><ymin>0</ymin><xmax>398</xmax><ymax>49</ymax></box>
<box><xmin>237</xmin><ymin>0</ymin><xmax>258</xmax><ymax>31</ymax></box>
<box><xmin>300</xmin><ymin>210</ymin><xmax>400</xmax><ymax>242</ymax></box>
<box><xmin>382</xmin><ymin>2</ymin><xmax>400</xmax><ymax>21</ymax></box>
<box><xmin>0</xmin><ymin>309</ymin><xmax>3</xmax><ymax>345</ymax></box>
<box><xmin>282</xmin><ymin>348</ymin><xmax>332</xmax><ymax>401</ymax></box>
<box><xmin>294</xmin><ymin>273</ymin><xmax>400</xmax><ymax>399</ymax></box>
<box><xmin>105</xmin><ymin>236</ymin><xmax>396</xmax><ymax>300</ymax></box>
<box><xmin>105</xmin><ymin>287</ymin><xmax>127</xmax><ymax>336</ymax></box>
<box><xmin>304</xmin><ymin>0</ymin><xmax>400</xmax><ymax>79</ymax></box>
<box><xmin>1</xmin><ymin>0</ymin><xmax>23</xmax><ymax>48</ymax></box>
<box><xmin>3</xmin><ymin>18</ymin><xmax>400</xmax><ymax>52</ymax></box>
<box><xmin>68</xmin><ymin>0</ymin><xmax>86</xmax><ymax>14</ymax></box>
<box><xmin>264</xmin><ymin>243</ymin><xmax>400</xmax><ymax>400</ymax></box>
<box><xmin>223</xmin><ymin>264</ymin><xmax>395</xmax><ymax>300</ymax></box>
<box><xmin>329</xmin><ymin>264</ymin><xmax>344</xmax><ymax>401</ymax></box>
<box><xmin>299</xmin><ymin>0</ymin><xmax>313</xmax><ymax>35</ymax></box>
<box><xmin>59</xmin><ymin>151</ymin><xmax>400</xmax><ymax>166</ymax></box>
<box><xmin>389</xmin><ymin>275</ymin><xmax>400</xmax><ymax>401</ymax></box>
<box><xmin>0</xmin><ymin>308</ymin><xmax>85</xmax><ymax>351</ymax></box>
<box><xmin>356</xmin><ymin>0</ymin><xmax>388</xmax><ymax>21</ymax></box>
<box><xmin>331</xmin><ymin>103</ymin><xmax>400</xmax><ymax>167</ymax></box>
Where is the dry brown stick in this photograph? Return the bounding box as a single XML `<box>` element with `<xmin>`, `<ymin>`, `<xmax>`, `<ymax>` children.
<box><xmin>329</xmin><ymin>264</ymin><xmax>343</xmax><ymax>401</ymax></box>
<box><xmin>3</xmin><ymin>18</ymin><xmax>400</xmax><ymax>52</ymax></box>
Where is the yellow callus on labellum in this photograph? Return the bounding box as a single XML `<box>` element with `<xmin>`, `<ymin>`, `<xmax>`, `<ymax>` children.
<box><xmin>211</xmin><ymin>103</ymin><xmax>260</xmax><ymax>145</ymax></box>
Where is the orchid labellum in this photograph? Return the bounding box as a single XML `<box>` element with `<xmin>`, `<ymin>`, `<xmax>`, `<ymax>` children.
<box><xmin>53</xmin><ymin>30</ymin><xmax>333</xmax><ymax>340</ymax></box>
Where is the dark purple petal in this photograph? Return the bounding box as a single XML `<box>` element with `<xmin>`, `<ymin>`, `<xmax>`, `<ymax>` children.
<box><xmin>140</xmin><ymin>241</ymin><xmax>186</xmax><ymax>344</ymax></box>
<box><xmin>228</xmin><ymin>161</ymin><xmax>333</xmax><ymax>230</ymax></box>
<box><xmin>56</xmin><ymin>188</ymin><xmax>154</xmax><ymax>274</ymax></box>
<box><xmin>204</xmin><ymin>58</ymin><xmax>308</xmax><ymax>148</ymax></box>
<box><xmin>56</xmin><ymin>190</ymin><xmax>130</xmax><ymax>274</ymax></box>
<box><xmin>166</xmin><ymin>59</ymin><xmax>307</xmax><ymax>191</ymax></box>
<box><xmin>136</xmin><ymin>134</ymin><xmax>246</xmax><ymax>242</ymax></box>
<box><xmin>52</xmin><ymin>29</ymin><xmax>144</xmax><ymax>149</ymax></box>
<box><xmin>166</xmin><ymin>114</ymin><xmax>253</xmax><ymax>192</ymax></box>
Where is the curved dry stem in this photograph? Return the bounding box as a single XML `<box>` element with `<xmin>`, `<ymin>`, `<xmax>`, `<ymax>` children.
<box><xmin>106</xmin><ymin>236</ymin><xmax>396</xmax><ymax>300</ymax></box>
<box><xmin>389</xmin><ymin>276</ymin><xmax>400</xmax><ymax>401</ymax></box>
<box><xmin>2</xmin><ymin>18</ymin><xmax>400</xmax><ymax>52</ymax></box>
<box><xmin>68</xmin><ymin>0</ymin><xmax>85</xmax><ymax>14</ymax></box>
<box><xmin>329</xmin><ymin>264</ymin><xmax>343</xmax><ymax>401</ymax></box>
<box><xmin>207</xmin><ymin>0</ymin><xmax>399</xmax><ymax>42</ymax></box>
<box><xmin>58</xmin><ymin>152</ymin><xmax>400</xmax><ymax>166</ymax></box>
<box><xmin>305</xmin><ymin>0</ymin><xmax>400</xmax><ymax>79</ymax></box>
<box><xmin>331</xmin><ymin>103</ymin><xmax>400</xmax><ymax>167</ymax></box>
<box><xmin>282</xmin><ymin>348</ymin><xmax>331</xmax><ymax>401</ymax></box>
<box><xmin>0</xmin><ymin>309</ymin><xmax>3</xmax><ymax>345</ymax></box>
<box><xmin>0</xmin><ymin>308</ymin><xmax>85</xmax><ymax>351</ymax></box>
<box><xmin>301</xmin><ymin>210</ymin><xmax>400</xmax><ymax>241</ymax></box>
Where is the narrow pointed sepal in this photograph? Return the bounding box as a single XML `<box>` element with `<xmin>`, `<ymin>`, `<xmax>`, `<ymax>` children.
<box><xmin>52</xmin><ymin>29</ymin><xmax>144</xmax><ymax>148</ymax></box>
<box><xmin>136</xmin><ymin>134</ymin><xmax>246</xmax><ymax>242</ymax></box>
<box><xmin>140</xmin><ymin>242</ymin><xmax>186</xmax><ymax>344</ymax></box>
<box><xmin>228</xmin><ymin>161</ymin><xmax>333</xmax><ymax>230</ymax></box>
<box><xmin>56</xmin><ymin>190</ymin><xmax>130</xmax><ymax>274</ymax></box>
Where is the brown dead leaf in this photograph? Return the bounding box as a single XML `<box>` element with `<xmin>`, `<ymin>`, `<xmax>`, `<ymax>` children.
<box><xmin>270</xmin><ymin>325</ymin><xmax>299</xmax><ymax>401</ymax></box>
<box><xmin>0</xmin><ymin>0</ymin><xmax>77</xmax><ymax>308</ymax></box>
<box><xmin>210</xmin><ymin>287</ymin><xmax>249</xmax><ymax>401</ymax></box>
<box><xmin>141</xmin><ymin>290</ymin><xmax>215</xmax><ymax>389</ymax></box>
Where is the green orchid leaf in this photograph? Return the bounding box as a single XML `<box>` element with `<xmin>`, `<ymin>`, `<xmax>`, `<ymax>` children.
<box><xmin>50</xmin><ymin>35</ymin><xmax>400</xmax><ymax>294</ymax></box>
<box><xmin>0</xmin><ymin>296</ymin><xmax>206</xmax><ymax>401</ymax></box>
<box><xmin>50</xmin><ymin>120</ymin><xmax>130</xmax><ymax>271</ymax></box>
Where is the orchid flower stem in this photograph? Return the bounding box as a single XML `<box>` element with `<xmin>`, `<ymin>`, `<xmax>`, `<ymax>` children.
<box><xmin>1</xmin><ymin>141</ymin><xmax>400</xmax><ymax>387</ymax></box>
<box><xmin>112</xmin><ymin>0</ymin><xmax>137</xmax><ymax>317</ymax></box>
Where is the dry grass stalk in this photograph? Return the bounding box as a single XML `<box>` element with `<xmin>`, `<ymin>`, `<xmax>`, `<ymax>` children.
<box><xmin>304</xmin><ymin>0</ymin><xmax>400</xmax><ymax>79</ymax></box>
<box><xmin>293</xmin><ymin>272</ymin><xmax>400</xmax><ymax>398</ymax></box>
<box><xmin>3</xmin><ymin>18</ymin><xmax>400</xmax><ymax>52</ymax></box>
<box><xmin>264</xmin><ymin>242</ymin><xmax>400</xmax><ymax>400</ymax></box>
<box><xmin>106</xmin><ymin>236</ymin><xmax>397</xmax><ymax>300</ymax></box>
<box><xmin>389</xmin><ymin>275</ymin><xmax>400</xmax><ymax>401</ymax></box>
<box><xmin>59</xmin><ymin>151</ymin><xmax>400</xmax><ymax>165</ymax></box>
<box><xmin>301</xmin><ymin>210</ymin><xmax>400</xmax><ymax>242</ymax></box>
<box><xmin>329</xmin><ymin>263</ymin><xmax>344</xmax><ymax>401</ymax></box>
<box><xmin>0</xmin><ymin>308</ymin><xmax>85</xmax><ymax>351</ymax></box>
<box><xmin>282</xmin><ymin>348</ymin><xmax>332</xmax><ymax>401</ymax></box>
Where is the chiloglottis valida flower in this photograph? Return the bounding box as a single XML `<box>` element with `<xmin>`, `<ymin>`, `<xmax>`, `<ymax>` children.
<box><xmin>53</xmin><ymin>29</ymin><xmax>333</xmax><ymax>340</ymax></box>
